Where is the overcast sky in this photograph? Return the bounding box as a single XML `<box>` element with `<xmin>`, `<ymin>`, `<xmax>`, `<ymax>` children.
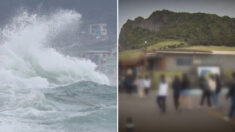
<box><xmin>119</xmin><ymin>0</ymin><xmax>235</xmax><ymax>31</ymax></box>
<box><xmin>0</xmin><ymin>0</ymin><xmax>116</xmax><ymax>28</ymax></box>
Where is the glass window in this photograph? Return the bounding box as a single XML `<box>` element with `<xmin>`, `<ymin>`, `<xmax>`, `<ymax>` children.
<box><xmin>176</xmin><ymin>57</ymin><xmax>192</xmax><ymax>65</ymax></box>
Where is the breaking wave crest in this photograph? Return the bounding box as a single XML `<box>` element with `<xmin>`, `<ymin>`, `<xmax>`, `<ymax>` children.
<box><xmin>0</xmin><ymin>9</ymin><xmax>109</xmax><ymax>90</ymax></box>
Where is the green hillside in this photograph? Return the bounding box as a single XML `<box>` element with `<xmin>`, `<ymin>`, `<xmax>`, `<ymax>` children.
<box><xmin>119</xmin><ymin>10</ymin><xmax>235</xmax><ymax>51</ymax></box>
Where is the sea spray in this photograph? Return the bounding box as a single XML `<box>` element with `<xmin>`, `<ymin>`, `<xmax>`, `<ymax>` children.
<box><xmin>0</xmin><ymin>9</ymin><xmax>109</xmax><ymax>90</ymax></box>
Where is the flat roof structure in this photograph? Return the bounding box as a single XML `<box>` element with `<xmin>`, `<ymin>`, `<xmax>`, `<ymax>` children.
<box><xmin>146</xmin><ymin>49</ymin><xmax>235</xmax><ymax>57</ymax></box>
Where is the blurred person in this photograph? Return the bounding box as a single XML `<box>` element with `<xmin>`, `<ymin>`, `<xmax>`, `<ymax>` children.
<box><xmin>224</xmin><ymin>72</ymin><xmax>235</xmax><ymax>121</ymax></box>
<box><xmin>199</xmin><ymin>75</ymin><xmax>211</xmax><ymax>107</ymax></box>
<box><xmin>123</xmin><ymin>69</ymin><xmax>136</xmax><ymax>94</ymax></box>
<box><xmin>132</xmin><ymin>67</ymin><xmax>137</xmax><ymax>78</ymax></box>
<box><xmin>208</xmin><ymin>74</ymin><xmax>217</xmax><ymax>106</ymax></box>
<box><xmin>215</xmin><ymin>74</ymin><xmax>222</xmax><ymax>104</ymax></box>
<box><xmin>144</xmin><ymin>75</ymin><xmax>151</xmax><ymax>95</ymax></box>
<box><xmin>181</xmin><ymin>73</ymin><xmax>192</xmax><ymax>109</ymax></box>
<box><xmin>126</xmin><ymin>117</ymin><xmax>135</xmax><ymax>132</ymax></box>
<box><xmin>137</xmin><ymin>75</ymin><xmax>145</xmax><ymax>98</ymax></box>
<box><xmin>172</xmin><ymin>75</ymin><xmax>181</xmax><ymax>110</ymax></box>
<box><xmin>156</xmin><ymin>74</ymin><xmax>168</xmax><ymax>113</ymax></box>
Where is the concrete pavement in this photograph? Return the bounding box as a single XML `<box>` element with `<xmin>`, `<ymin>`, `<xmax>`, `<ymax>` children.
<box><xmin>119</xmin><ymin>90</ymin><xmax>235</xmax><ymax>132</ymax></box>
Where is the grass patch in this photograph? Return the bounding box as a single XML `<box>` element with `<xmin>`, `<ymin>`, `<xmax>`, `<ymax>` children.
<box><xmin>224</xmin><ymin>70</ymin><xmax>235</xmax><ymax>82</ymax></box>
<box><xmin>119</xmin><ymin>49</ymin><xmax>143</xmax><ymax>61</ymax></box>
<box><xmin>147</xmin><ymin>40</ymin><xmax>187</xmax><ymax>50</ymax></box>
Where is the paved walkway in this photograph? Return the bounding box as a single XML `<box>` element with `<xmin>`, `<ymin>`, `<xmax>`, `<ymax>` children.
<box><xmin>119</xmin><ymin>90</ymin><xmax>235</xmax><ymax>132</ymax></box>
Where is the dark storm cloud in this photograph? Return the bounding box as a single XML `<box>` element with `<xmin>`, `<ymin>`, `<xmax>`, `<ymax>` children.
<box><xmin>119</xmin><ymin>0</ymin><xmax>235</xmax><ymax>30</ymax></box>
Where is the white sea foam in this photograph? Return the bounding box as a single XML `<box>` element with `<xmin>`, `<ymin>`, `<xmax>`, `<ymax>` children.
<box><xmin>0</xmin><ymin>9</ymin><xmax>109</xmax><ymax>90</ymax></box>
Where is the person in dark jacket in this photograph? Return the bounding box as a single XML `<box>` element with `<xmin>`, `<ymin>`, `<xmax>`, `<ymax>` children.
<box><xmin>225</xmin><ymin>72</ymin><xmax>235</xmax><ymax>121</ymax></box>
<box><xmin>123</xmin><ymin>69</ymin><xmax>136</xmax><ymax>94</ymax></box>
<box><xmin>199</xmin><ymin>75</ymin><xmax>211</xmax><ymax>107</ymax></box>
<box><xmin>181</xmin><ymin>73</ymin><xmax>192</xmax><ymax>109</ymax></box>
<box><xmin>172</xmin><ymin>75</ymin><xmax>181</xmax><ymax>110</ymax></box>
<box><xmin>215</xmin><ymin>74</ymin><xmax>222</xmax><ymax>104</ymax></box>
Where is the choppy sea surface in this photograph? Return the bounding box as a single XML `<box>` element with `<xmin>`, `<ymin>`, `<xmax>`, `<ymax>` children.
<box><xmin>0</xmin><ymin>81</ymin><xmax>116</xmax><ymax>132</ymax></box>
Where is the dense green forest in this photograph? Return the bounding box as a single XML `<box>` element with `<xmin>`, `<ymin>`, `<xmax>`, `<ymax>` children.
<box><xmin>119</xmin><ymin>10</ymin><xmax>235</xmax><ymax>51</ymax></box>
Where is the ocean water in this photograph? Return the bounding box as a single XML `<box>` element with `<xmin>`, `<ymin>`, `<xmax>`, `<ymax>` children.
<box><xmin>0</xmin><ymin>9</ymin><xmax>116</xmax><ymax>132</ymax></box>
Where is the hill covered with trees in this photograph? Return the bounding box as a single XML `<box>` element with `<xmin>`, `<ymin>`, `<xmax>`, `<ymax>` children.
<box><xmin>119</xmin><ymin>10</ymin><xmax>235</xmax><ymax>51</ymax></box>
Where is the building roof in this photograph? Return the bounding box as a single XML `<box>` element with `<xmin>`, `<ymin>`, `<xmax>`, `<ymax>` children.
<box><xmin>211</xmin><ymin>51</ymin><xmax>235</xmax><ymax>55</ymax></box>
<box><xmin>146</xmin><ymin>49</ymin><xmax>235</xmax><ymax>56</ymax></box>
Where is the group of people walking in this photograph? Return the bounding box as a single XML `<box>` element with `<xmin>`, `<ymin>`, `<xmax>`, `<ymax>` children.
<box><xmin>156</xmin><ymin>72</ymin><xmax>235</xmax><ymax>121</ymax></box>
<box><xmin>157</xmin><ymin>73</ymin><xmax>192</xmax><ymax>113</ymax></box>
<box><xmin>122</xmin><ymin>69</ymin><xmax>235</xmax><ymax>120</ymax></box>
<box><xmin>121</xmin><ymin>69</ymin><xmax>151</xmax><ymax>96</ymax></box>
<box><xmin>157</xmin><ymin>73</ymin><xmax>222</xmax><ymax>113</ymax></box>
<box><xmin>199</xmin><ymin>74</ymin><xmax>221</xmax><ymax>107</ymax></box>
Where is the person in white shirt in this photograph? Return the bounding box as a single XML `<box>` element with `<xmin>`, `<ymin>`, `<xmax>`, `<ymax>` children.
<box><xmin>137</xmin><ymin>76</ymin><xmax>145</xmax><ymax>98</ymax></box>
<box><xmin>144</xmin><ymin>75</ymin><xmax>151</xmax><ymax>95</ymax></box>
<box><xmin>208</xmin><ymin>74</ymin><xmax>217</xmax><ymax>106</ymax></box>
<box><xmin>156</xmin><ymin>74</ymin><xmax>168</xmax><ymax>113</ymax></box>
